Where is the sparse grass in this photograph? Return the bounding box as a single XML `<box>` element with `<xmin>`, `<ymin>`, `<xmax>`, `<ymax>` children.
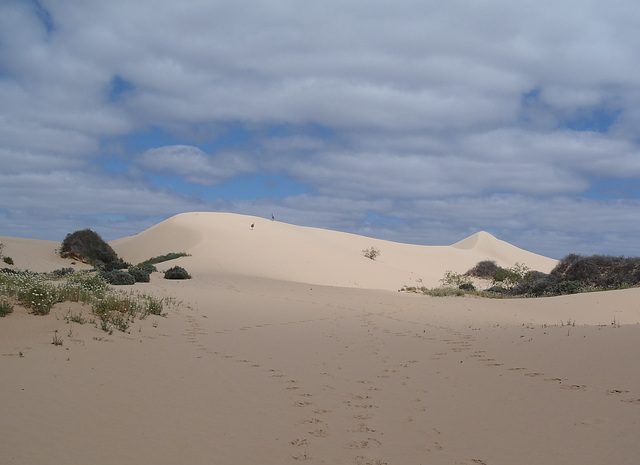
<box><xmin>0</xmin><ymin>299</ymin><xmax>13</xmax><ymax>317</ymax></box>
<box><xmin>64</xmin><ymin>310</ymin><xmax>86</xmax><ymax>324</ymax></box>
<box><xmin>51</xmin><ymin>330</ymin><xmax>63</xmax><ymax>346</ymax></box>
<box><xmin>423</xmin><ymin>287</ymin><xmax>466</xmax><ymax>297</ymax></box>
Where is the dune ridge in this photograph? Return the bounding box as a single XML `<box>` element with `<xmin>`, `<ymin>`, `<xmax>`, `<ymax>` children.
<box><xmin>110</xmin><ymin>212</ymin><xmax>558</xmax><ymax>290</ymax></box>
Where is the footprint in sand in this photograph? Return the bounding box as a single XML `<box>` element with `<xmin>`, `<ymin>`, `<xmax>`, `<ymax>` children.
<box><xmin>350</xmin><ymin>438</ymin><xmax>382</xmax><ymax>449</ymax></box>
<box><xmin>353</xmin><ymin>456</ymin><xmax>388</xmax><ymax>465</ymax></box>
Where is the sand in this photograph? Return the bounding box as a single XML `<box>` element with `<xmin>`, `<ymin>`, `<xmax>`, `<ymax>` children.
<box><xmin>1</xmin><ymin>212</ymin><xmax>639</xmax><ymax>465</ymax></box>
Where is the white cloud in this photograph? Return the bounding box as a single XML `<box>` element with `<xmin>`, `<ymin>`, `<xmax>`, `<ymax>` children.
<box><xmin>137</xmin><ymin>145</ymin><xmax>255</xmax><ymax>185</ymax></box>
<box><xmin>2</xmin><ymin>0</ymin><xmax>640</xmax><ymax>257</ymax></box>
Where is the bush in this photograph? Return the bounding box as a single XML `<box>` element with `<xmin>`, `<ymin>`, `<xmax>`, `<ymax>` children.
<box><xmin>100</xmin><ymin>269</ymin><xmax>135</xmax><ymax>285</ymax></box>
<box><xmin>3</xmin><ymin>256</ymin><xmax>13</xmax><ymax>265</ymax></box>
<box><xmin>128</xmin><ymin>266</ymin><xmax>151</xmax><ymax>283</ymax></box>
<box><xmin>139</xmin><ymin>252</ymin><xmax>189</xmax><ymax>266</ymax></box>
<box><xmin>485</xmin><ymin>285</ymin><xmax>510</xmax><ymax>295</ymax></box>
<box><xmin>465</xmin><ymin>260</ymin><xmax>499</xmax><ymax>279</ymax></box>
<box><xmin>60</xmin><ymin>229</ymin><xmax>119</xmax><ymax>265</ymax></box>
<box><xmin>0</xmin><ymin>299</ymin><xmax>13</xmax><ymax>317</ymax></box>
<box><xmin>459</xmin><ymin>282</ymin><xmax>476</xmax><ymax>291</ymax></box>
<box><xmin>550</xmin><ymin>254</ymin><xmax>640</xmax><ymax>289</ymax></box>
<box><xmin>164</xmin><ymin>266</ymin><xmax>191</xmax><ymax>280</ymax></box>
<box><xmin>440</xmin><ymin>270</ymin><xmax>472</xmax><ymax>288</ymax></box>
<box><xmin>52</xmin><ymin>267</ymin><xmax>75</xmax><ymax>277</ymax></box>
<box><xmin>362</xmin><ymin>246</ymin><xmax>381</xmax><ymax>260</ymax></box>
<box><xmin>424</xmin><ymin>287</ymin><xmax>465</xmax><ymax>297</ymax></box>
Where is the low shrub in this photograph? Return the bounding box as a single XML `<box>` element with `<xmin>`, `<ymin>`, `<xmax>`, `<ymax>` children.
<box><xmin>3</xmin><ymin>256</ymin><xmax>13</xmax><ymax>265</ymax></box>
<box><xmin>362</xmin><ymin>246</ymin><xmax>381</xmax><ymax>260</ymax></box>
<box><xmin>100</xmin><ymin>270</ymin><xmax>136</xmax><ymax>285</ymax></box>
<box><xmin>485</xmin><ymin>285</ymin><xmax>510</xmax><ymax>295</ymax></box>
<box><xmin>139</xmin><ymin>252</ymin><xmax>189</xmax><ymax>266</ymax></box>
<box><xmin>459</xmin><ymin>282</ymin><xmax>476</xmax><ymax>291</ymax></box>
<box><xmin>164</xmin><ymin>266</ymin><xmax>191</xmax><ymax>280</ymax></box>
<box><xmin>128</xmin><ymin>266</ymin><xmax>151</xmax><ymax>283</ymax></box>
<box><xmin>52</xmin><ymin>267</ymin><xmax>75</xmax><ymax>277</ymax></box>
<box><xmin>440</xmin><ymin>270</ymin><xmax>472</xmax><ymax>288</ymax></box>
<box><xmin>424</xmin><ymin>287</ymin><xmax>465</xmax><ymax>297</ymax></box>
<box><xmin>0</xmin><ymin>299</ymin><xmax>13</xmax><ymax>317</ymax></box>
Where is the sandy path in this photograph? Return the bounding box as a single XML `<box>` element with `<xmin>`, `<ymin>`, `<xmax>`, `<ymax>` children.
<box><xmin>2</xmin><ymin>276</ymin><xmax>640</xmax><ymax>464</ymax></box>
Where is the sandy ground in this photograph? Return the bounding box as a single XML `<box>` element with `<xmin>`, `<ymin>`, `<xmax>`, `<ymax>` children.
<box><xmin>1</xmin><ymin>213</ymin><xmax>639</xmax><ymax>464</ymax></box>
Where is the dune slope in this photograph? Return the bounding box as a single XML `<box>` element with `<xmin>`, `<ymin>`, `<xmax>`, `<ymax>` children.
<box><xmin>111</xmin><ymin>212</ymin><xmax>557</xmax><ymax>290</ymax></box>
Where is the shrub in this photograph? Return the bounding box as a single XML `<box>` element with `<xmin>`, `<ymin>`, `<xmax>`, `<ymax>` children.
<box><xmin>0</xmin><ymin>299</ymin><xmax>13</xmax><ymax>317</ymax></box>
<box><xmin>164</xmin><ymin>266</ymin><xmax>191</xmax><ymax>280</ymax></box>
<box><xmin>362</xmin><ymin>246</ymin><xmax>381</xmax><ymax>260</ymax></box>
<box><xmin>3</xmin><ymin>256</ymin><xmax>13</xmax><ymax>265</ymax></box>
<box><xmin>60</xmin><ymin>229</ymin><xmax>119</xmax><ymax>265</ymax></box>
<box><xmin>424</xmin><ymin>287</ymin><xmax>465</xmax><ymax>297</ymax></box>
<box><xmin>134</xmin><ymin>262</ymin><xmax>157</xmax><ymax>274</ymax></box>
<box><xmin>459</xmin><ymin>282</ymin><xmax>476</xmax><ymax>291</ymax></box>
<box><xmin>139</xmin><ymin>252</ymin><xmax>189</xmax><ymax>266</ymax></box>
<box><xmin>17</xmin><ymin>279</ymin><xmax>58</xmax><ymax>315</ymax></box>
<box><xmin>98</xmin><ymin>259</ymin><xmax>131</xmax><ymax>272</ymax></box>
<box><xmin>465</xmin><ymin>260</ymin><xmax>499</xmax><ymax>279</ymax></box>
<box><xmin>128</xmin><ymin>266</ymin><xmax>151</xmax><ymax>283</ymax></box>
<box><xmin>440</xmin><ymin>270</ymin><xmax>472</xmax><ymax>288</ymax></box>
<box><xmin>52</xmin><ymin>267</ymin><xmax>75</xmax><ymax>277</ymax></box>
<box><xmin>485</xmin><ymin>285</ymin><xmax>510</xmax><ymax>295</ymax></box>
<box><xmin>100</xmin><ymin>270</ymin><xmax>135</xmax><ymax>285</ymax></box>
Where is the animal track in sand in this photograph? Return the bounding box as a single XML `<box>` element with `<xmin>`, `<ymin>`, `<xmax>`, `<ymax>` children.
<box><xmin>561</xmin><ymin>384</ymin><xmax>587</xmax><ymax>391</ymax></box>
<box><xmin>308</xmin><ymin>428</ymin><xmax>328</xmax><ymax>437</ymax></box>
<box><xmin>353</xmin><ymin>456</ymin><xmax>388</xmax><ymax>465</ymax></box>
<box><xmin>607</xmin><ymin>389</ymin><xmax>630</xmax><ymax>395</ymax></box>
<box><xmin>349</xmin><ymin>438</ymin><xmax>382</xmax><ymax>449</ymax></box>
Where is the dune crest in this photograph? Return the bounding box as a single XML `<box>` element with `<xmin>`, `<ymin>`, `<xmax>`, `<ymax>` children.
<box><xmin>111</xmin><ymin>212</ymin><xmax>558</xmax><ymax>290</ymax></box>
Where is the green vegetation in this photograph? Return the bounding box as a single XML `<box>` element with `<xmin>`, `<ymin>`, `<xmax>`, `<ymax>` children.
<box><xmin>404</xmin><ymin>254</ymin><xmax>640</xmax><ymax>299</ymax></box>
<box><xmin>0</xmin><ymin>299</ymin><xmax>13</xmax><ymax>317</ymax></box>
<box><xmin>3</xmin><ymin>256</ymin><xmax>13</xmax><ymax>265</ymax></box>
<box><xmin>0</xmin><ymin>269</ymin><xmax>168</xmax><ymax>333</ymax></box>
<box><xmin>362</xmin><ymin>246</ymin><xmax>381</xmax><ymax>260</ymax></box>
<box><xmin>138</xmin><ymin>252</ymin><xmax>190</xmax><ymax>266</ymax></box>
<box><xmin>60</xmin><ymin>229</ymin><xmax>119</xmax><ymax>265</ymax></box>
<box><xmin>164</xmin><ymin>266</ymin><xmax>191</xmax><ymax>280</ymax></box>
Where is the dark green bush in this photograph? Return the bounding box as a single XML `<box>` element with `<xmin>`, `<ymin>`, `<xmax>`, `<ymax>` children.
<box><xmin>459</xmin><ymin>282</ymin><xmax>476</xmax><ymax>291</ymax></box>
<box><xmin>3</xmin><ymin>256</ymin><xmax>13</xmax><ymax>265</ymax></box>
<box><xmin>134</xmin><ymin>262</ymin><xmax>157</xmax><ymax>274</ymax></box>
<box><xmin>100</xmin><ymin>269</ymin><xmax>136</xmax><ymax>285</ymax></box>
<box><xmin>52</xmin><ymin>267</ymin><xmax>75</xmax><ymax>277</ymax></box>
<box><xmin>485</xmin><ymin>285</ymin><xmax>510</xmax><ymax>295</ymax></box>
<box><xmin>60</xmin><ymin>229</ymin><xmax>119</xmax><ymax>265</ymax></box>
<box><xmin>550</xmin><ymin>254</ymin><xmax>640</xmax><ymax>289</ymax></box>
<box><xmin>128</xmin><ymin>266</ymin><xmax>151</xmax><ymax>283</ymax></box>
<box><xmin>139</xmin><ymin>252</ymin><xmax>189</xmax><ymax>266</ymax></box>
<box><xmin>465</xmin><ymin>260</ymin><xmax>499</xmax><ymax>279</ymax></box>
<box><xmin>164</xmin><ymin>266</ymin><xmax>191</xmax><ymax>280</ymax></box>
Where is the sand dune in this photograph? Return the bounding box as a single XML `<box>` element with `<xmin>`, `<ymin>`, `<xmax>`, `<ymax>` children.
<box><xmin>111</xmin><ymin>212</ymin><xmax>558</xmax><ymax>290</ymax></box>
<box><xmin>2</xmin><ymin>214</ymin><xmax>640</xmax><ymax>465</ymax></box>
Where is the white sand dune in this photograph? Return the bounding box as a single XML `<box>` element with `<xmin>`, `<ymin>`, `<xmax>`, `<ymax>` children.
<box><xmin>111</xmin><ymin>212</ymin><xmax>558</xmax><ymax>289</ymax></box>
<box><xmin>2</xmin><ymin>213</ymin><xmax>640</xmax><ymax>465</ymax></box>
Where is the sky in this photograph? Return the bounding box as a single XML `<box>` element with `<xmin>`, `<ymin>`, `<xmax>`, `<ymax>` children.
<box><xmin>2</xmin><ymin>0</ymin><xmax>640</xmax><ymax>259</ymax></box>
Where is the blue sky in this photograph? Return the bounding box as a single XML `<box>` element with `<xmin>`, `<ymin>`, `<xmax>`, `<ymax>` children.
<box><xmin>2</xmin><ymin>0</ymin><xmax>640</xmax><ymax>259</ymax></box>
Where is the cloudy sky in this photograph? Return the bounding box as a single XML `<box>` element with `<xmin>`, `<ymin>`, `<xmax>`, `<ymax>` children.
<box><xmin>2</xmin><ymin>0</ymin><xmax>640</xmax><ymax>259</ymax></box>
